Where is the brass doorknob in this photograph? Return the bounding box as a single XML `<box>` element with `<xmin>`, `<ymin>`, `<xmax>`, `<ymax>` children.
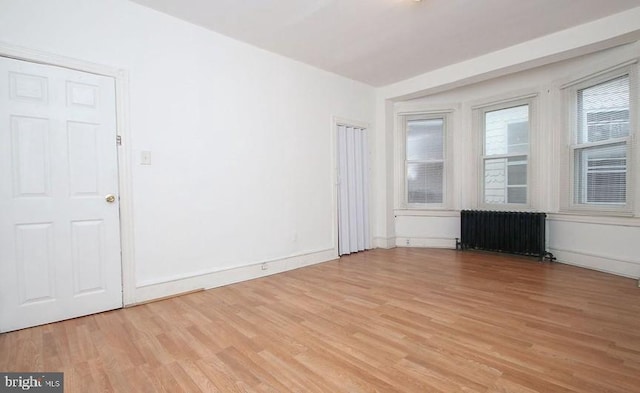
<box><xmin>105</xmin><ymin>194</ymin><xmax>116</xmax><ymax>203</ymax></box>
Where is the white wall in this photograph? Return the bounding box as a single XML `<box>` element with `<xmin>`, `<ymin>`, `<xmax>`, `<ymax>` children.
<box><xmin>381</xmin><ymin>40</ymin><xmax>640</xmax><ymax>278</ymax></box>
<box><xmin>0</xmin><ymin>0</ymin><xmax>375</xmax><ymax>302</ymax></box>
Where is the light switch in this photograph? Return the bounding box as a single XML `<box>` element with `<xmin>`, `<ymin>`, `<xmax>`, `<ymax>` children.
<box><xmin>140</xmin><ymin>151</ymin><xmax>151</xmax><ymax>165</ymax></box>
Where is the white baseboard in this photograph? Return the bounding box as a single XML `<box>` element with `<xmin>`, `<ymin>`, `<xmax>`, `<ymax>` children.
<box><xmin>395</xmin><ymin>236</ymin><xmax>457</xmax><ymax>249</ymax></box>
<box><xmin>131</xmin><ymin>248</ymin><xmax>338</xmax><ymax>305</ymax></box>
<box><xmin>373</xmin><ymin>236</ymin><xmax>396</xmax><ymax>249</ymax></box>
<box><xmin>549</xmin><ymin>247</ymin><xmax>640</xmax><ymax>279</ymax></box>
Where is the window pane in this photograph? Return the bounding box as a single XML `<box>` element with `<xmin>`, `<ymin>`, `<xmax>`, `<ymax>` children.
<box><xmin>406</xmin><ymin>118</ymin><xmax>444</xmax><ymax>161</ymax></box>
<box><xmin>574</xmin><ymin>143</ymin><xmax>626</xmax><ymax>204</ymax></box>
<box><xmin>507</xmin><ymin>187</ymin><xmax>527</xmax><ymax>204</ymax></box>
<box><xmin>507</xmin><ymin>156</ymin><xmax>527</xmax><ymax>186</ymax></box>
<box><xmin>578</xmin><ymin>75</ymin><xmax>629</xmax><ymax>144</ymax></box>
<box><xmin>484</xmin><ymin>158</ymin><xmax>506</xmax><ymax>204</ymax></box>
<box><xmin>507</xmin><ymin>121</ymin><xmax>529</xmax><ymax>154</ymax></box>
<box><xmin>407</xmin><ymin>162</ymin><xmax>443</xmax><ymax>204</ymax></box>
<box><xmin>485</xmin><ymin>105</ymin><xmax>528</xmax><ymax>156</ymax></box>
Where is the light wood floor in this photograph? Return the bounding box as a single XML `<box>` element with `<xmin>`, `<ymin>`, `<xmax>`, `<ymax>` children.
<box><xmin>1</xmin><ymin>248</ymin><xmax>640</xmax><ymax>392</ymax></box>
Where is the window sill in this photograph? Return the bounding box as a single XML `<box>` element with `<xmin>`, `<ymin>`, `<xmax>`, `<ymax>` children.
<box><xmin>477</xmin><ymin>204</ymin><xmax>537</xmax><ymax>212</ymax></box>
<box><xmin>560</xmin><ymin>205</ymin><xmax>634</xmax><ymax>217</ymax></box>
<box><xmin>549</xmin><ymin>212</ymin><xmax>640</xmax><ymax>227</ymax></box>
<box><xmin>394</xmin><ymin>209</ymin><xmax>459</xmax><ymax>217</ymax></box>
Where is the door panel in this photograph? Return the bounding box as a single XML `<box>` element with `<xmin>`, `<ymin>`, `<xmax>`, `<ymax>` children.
<box><xmin>11</xmin><ymin>115</ymin><xmax>51</xmax><ymax>197</ymax></box>
<box><xmin>0</xmin><ymin>56</ymin><xmax>122</xmax><ymax>332</ymax></box>
<box><xmin>15</xmin><ymin>223</ymin><xmax>55</xmax><ymax>304</ymax></box>
<box><xmin>68</xmin><ymin>121</ymin><xmax>100</xmax><ymax>195</ymax></box>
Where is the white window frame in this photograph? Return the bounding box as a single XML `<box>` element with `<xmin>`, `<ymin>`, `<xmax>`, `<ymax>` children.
<box><xmin>561</xmin><ymin>63</ymin><xmax>637</xmax><ymax>215</ymax></box>
<box><xmin>395</xmin><ymin>109</ymin><xmax>453</xmax><ymax>210</ymax></box>
<box><xmin>475</xmin><ymin>96</ymin><xmax>536</xmax><ymax>210</ymax></box>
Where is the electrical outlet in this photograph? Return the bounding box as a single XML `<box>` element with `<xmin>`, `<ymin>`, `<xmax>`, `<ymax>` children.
<box><xmin>140</xmin><ymin>151</ymin><xmax>152</xmax><ymax>165</ymax></box>
<box><xmin>261</xmin><ymin>263</ymin><xmax>268</xmax><ymax>271</ymax></box>
<box><xmin>405</xmin><ymin>239</ymin><xmax>410</xmax><ymax>246</ymax></box>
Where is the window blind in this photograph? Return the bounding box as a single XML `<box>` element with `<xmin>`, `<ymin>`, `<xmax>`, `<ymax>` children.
<box><xmin>573</xmin><ymin>75</ymin><xmax>630</xmax><ymax>205</ymax></box>
<box><xmin>406</xmin><ymin>118</ymin><xmax>444</xmax><ymax>204</ymax></box>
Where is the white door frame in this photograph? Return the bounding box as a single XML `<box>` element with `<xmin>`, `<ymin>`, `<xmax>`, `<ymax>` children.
<box><xmin>0</xmin><ymin>42</ymin><xmax>136</xmax><ymax>306</ymax></box>
<box><xmin>331</xmin><ymin>116</ymin><xmax>372</xmax><ymax>257</ymax></box>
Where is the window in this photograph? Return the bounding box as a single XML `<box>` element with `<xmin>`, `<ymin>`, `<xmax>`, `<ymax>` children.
<box><xmin>567</xmin><ymin>71</ymin><xmax>634</xmax><ymax>212</ymax></box>
<box><xmin>480</xmin><ymin>101</ymin><xmax>531</xmax><ymax>206</ymax></box>
<box><xmin>403</xmin><ymin>114</ymin><xmax>446</xmax><ymax>206</ymax></box>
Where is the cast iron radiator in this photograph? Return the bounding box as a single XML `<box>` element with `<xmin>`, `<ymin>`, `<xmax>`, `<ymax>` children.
<box><xmin>455</xmin><ymin>210</ymin><xmax>554</xmax><ymax>261</ymax></box>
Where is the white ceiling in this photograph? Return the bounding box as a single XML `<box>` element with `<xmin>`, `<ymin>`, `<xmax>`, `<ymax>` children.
<box><xmin>130</xmin><ymin>0</ymin><xmax>640</xmax><ymax>87</ymax></box>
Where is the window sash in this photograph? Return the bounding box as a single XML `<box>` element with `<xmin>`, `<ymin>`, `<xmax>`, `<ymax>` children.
<box><xmin>482</xmin><ymin>156</ymin><xmax>528</xmax><ymax>205</ymax></box>
<box><xmin>570</xmin><ymin>140</ymin><xmax>629</xmax><ymax>206</ymax></box>
<box><xmin>480</xmin><ymin>103</ymin><xmax>531</xmax><ymax>206</ymax></box>
<box><xmin>405</xmin><ymin>159</ymin><xmax>444</xmax><ymax>204</ymax></box>
<box><xmin>567</xmin><ymin>70</ymin><xmax>633</xmax><ymax>212</ymax></box>
<box><xmin>403</xmin><ymin>115</ymin><xmax>446</xmax><ymax>207</ymax></box>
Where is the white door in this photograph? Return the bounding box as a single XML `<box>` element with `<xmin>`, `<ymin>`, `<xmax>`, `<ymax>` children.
<box><xmin>0</xmin><ymin>56</ymin><xmax>122</xmax><ymax>332</ymax></box>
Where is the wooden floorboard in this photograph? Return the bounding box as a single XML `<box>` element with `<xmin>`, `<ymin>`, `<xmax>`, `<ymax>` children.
<box><xmin>1</xmin><ymin>248</ymin><xmax>640</xmax><ymax>392</ymax></box>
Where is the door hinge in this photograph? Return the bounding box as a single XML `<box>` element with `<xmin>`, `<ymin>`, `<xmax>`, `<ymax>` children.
<box><xmin>116</xmin><ymin>135</ymin><xmax>122</xmax><ymax>146</ymax></box>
